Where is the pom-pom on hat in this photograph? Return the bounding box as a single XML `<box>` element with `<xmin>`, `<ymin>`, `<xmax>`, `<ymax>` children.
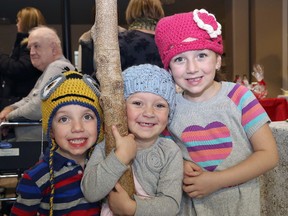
<box><xmin>41</xmin><ymin>70</ymin><xmax>104</xmax><ymax>146</ymax></box>
<box><xmin>123</xmin><ymin>64</ymin><xmax>176</xmax><ymax>124</ymax></box>
<box><xmin>155</xmin><ymin>9</ymin><xmax>223</xmax><ymax>69</ymax></box>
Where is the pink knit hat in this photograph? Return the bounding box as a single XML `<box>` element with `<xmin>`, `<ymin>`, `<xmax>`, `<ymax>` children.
<box><xmin>155</xmin><ymin>9</ymin><xmax>223</xmax><ymax>69</ymax></box>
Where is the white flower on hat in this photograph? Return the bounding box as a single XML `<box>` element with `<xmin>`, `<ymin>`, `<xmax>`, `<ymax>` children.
<box><xmin>193</xmin><ymin>9</ymin><xmax>221</xmax><ymax>38</ymax></box>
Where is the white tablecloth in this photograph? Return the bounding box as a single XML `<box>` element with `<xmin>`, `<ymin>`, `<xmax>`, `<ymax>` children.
<box><xmin>277</xmin><ymin>95</ymin><xmax>288</xmax><ymax>101</ymax></box>
<box><xmin>260</xmin><ymin>121</ymin><xmax>288</xmax><ymax>216</ymax></box>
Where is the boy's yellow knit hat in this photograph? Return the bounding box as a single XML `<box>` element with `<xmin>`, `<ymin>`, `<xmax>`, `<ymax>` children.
<box><xmin>41</xmin><ymin>70</ymin><xmax>104</xmax><ymax>145</ymax></box>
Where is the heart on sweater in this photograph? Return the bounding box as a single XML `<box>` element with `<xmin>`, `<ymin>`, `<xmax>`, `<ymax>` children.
<box><xmin>181</xmin><ymin>121</ymin><xmax>232</xmax><ymax>171</ymax></box>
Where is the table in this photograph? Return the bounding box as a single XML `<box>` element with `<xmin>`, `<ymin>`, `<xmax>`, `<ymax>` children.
<box><xmin>260</xmin><ymin>121</ymin><xmax>288</xmax><ymax>216</ymax></box>
<box><xmin>278</xmin><ymin>95</ymin><xmax>288</xmax><ymax>101</ymax></box>
<box><xmin>259</xmin><ymin>98</ymin><xmax>288</xmax><ymax>121</ymax></box>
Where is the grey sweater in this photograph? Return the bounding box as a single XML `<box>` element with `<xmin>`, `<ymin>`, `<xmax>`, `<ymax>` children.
<box><xmin>7</xmin><ymin>57</ymin><xmax>74</xmax><ymax>120</ymax></box>
<box><xmin>81</xmin><ymin>137</ymin><xmax>183</xmax><ymax>216</ymax></box>
<box><xmin>170</xmin><ymin>82</ymin><xmax>270</xmax><ymax>216</ymax></box>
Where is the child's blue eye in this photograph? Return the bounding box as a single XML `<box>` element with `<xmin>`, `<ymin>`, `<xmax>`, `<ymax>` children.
<box><xmin>198</xmin><ymin>53</ymin><xmax>207</xmax><ymax>58</ymax></box>
<box><xmin>84</xmin><ymin>114</ymin><xmax>94</xmax><ymax>120</ymax></box>
<box><xmin>156</xmin><ymin>103</ymin><xmax>166</xmax><ymax>108</ymax></box>
<box><xmin>132</xmin><ymin>101</ymin><xmax>141</xmax><ymax>106</ymax></box>
<box><xmin>59</xmin><ymin>116</ymin><xmax>68</xmax><ymax>123</ymax></box>
<box><xmin>174</xmin><ymin>57</ymin><xmax>184</xmax><ymax>62</ymax></box>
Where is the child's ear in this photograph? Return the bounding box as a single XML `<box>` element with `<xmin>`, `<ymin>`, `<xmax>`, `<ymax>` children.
<box><xmin>216</xmin><ymin>55</ymin><xmax>222</xmax><ymax>70</ymax></box>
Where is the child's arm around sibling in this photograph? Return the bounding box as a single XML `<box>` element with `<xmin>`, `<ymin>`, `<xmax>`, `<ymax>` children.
<box><xmin>183</xmin><ymin>123</ymin><xmax>278</xmax><ymax>198</ymax></box>
<box><xmin>81</xmin><ymin>125</ymin><xmax>136</xmax><ymax>202</ymax></box>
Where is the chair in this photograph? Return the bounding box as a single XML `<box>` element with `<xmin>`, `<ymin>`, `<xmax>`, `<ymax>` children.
<box><xmin>7</xmin><ymin>118</ymin><xmax>45</xmax><ymax>142</ymax></box>
<box><xmin>0</xmin><ymin>121</ymin><xmax>48</xmax><ymax>203</ymax></box>
<box><xmin>259</xmin><ymin>98</ymin><xmax>288</xmax><ymax>121</ymax></box>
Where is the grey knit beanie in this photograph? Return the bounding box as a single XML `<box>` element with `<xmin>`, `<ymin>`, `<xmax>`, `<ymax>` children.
<box><xmin>123</xmin><ymin>64</ymin><xmax>176</xmax><ymax>124</ymax></box>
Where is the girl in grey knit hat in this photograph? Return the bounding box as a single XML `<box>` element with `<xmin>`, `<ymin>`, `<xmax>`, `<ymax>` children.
<box><xmin>82</xmin><ymin>64</ymin><xmax>183</xmax><ymax>216</ymax></box>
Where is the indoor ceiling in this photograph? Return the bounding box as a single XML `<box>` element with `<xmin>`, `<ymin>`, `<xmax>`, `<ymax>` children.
<box><xmin>0</xmin><ymin>0</ymin><xmax>225</xmax><ymax>26</ymax></box>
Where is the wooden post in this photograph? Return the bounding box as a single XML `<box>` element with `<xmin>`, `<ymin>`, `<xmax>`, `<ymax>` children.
<box><xmin>92</xmin><ymin>0</ymin><xmax>135</xmax><ymax>197</ymax></box>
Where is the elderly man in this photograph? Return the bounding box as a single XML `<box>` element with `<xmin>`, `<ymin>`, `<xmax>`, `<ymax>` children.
<box><xmin>0</xmin><ymin>26</ymin><xmax>75</xmax><ymax>140</ymax></box>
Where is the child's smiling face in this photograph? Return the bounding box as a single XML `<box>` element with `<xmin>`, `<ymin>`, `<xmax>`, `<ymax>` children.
<box><xmin>126</xmin><ymin>92</ymin><xmax>169</xmax><ymax>148</ymax></box>
<box><xmin>169</xmin><ymin>49</ymin><xmax>222</xmax><ymax>102</ymax></box>
<box><xmin>51</xmin><ymin>104</ymin><xmax>98</xmax><ymax>163</ymax></box>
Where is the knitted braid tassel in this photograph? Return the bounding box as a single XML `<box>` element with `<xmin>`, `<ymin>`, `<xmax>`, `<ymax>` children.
<box><xmin>92</xmin><ymin>0</ymin><xmax>135</xmax><ymax>197</ymax></box>
<box><xmin>49</xmin><ymin>140</ymin><xmax>57</xmax><ymax>216</ymax></box>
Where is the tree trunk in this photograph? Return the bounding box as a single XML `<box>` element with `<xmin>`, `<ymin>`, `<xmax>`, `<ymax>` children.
<box><xmin>92</xmin><ymin>0</ymin><xmax>135</xmax><ymax>197</ymax></box>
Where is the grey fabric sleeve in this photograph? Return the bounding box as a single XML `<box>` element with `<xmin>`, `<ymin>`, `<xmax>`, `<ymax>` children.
<box><xmin>7</xmin><ymin>59</ymin><xmax>74</xmax><ymax>120</ymax></box>
<box><xmin>81</xmin><ymin>141</ymin><xmax>128</xmax><ymax>202</ymax></box>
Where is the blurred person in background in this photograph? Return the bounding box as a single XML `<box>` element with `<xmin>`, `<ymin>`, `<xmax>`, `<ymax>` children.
<box><xmin>0</xmin><ymin>7</ymin><xmax>46</xmax><ymax>110</ymax></box>
<box><xmin>119</xmin><ymin>0</ymin><xmax>165</xmax><ymax>70</ymax></box>
<box><xmin>0</xmin><ymin>26</ymin><xmax>75</xmax><ymax>141</ymax></box>
<box><xmin>77</xmin><ymin>4</ymin><xmax>126</xmax><ymax>81</ymax></box>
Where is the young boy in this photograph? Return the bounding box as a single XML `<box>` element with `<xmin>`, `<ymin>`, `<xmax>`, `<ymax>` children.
<box><xmin>10</xmin><ymin>70</ymin><xmax>104</xmax><ymax>216</ymax></box>
<box><xmin>81</xmin><ymin>64</ymin><xmax>183</xmax><ymax>216</ymax></box>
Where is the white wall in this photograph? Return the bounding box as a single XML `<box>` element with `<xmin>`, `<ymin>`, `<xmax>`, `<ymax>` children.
<box><xmin>251</xmin><ymin>0</ymin><xmax>283</xmax><ymax>97</ymax></box>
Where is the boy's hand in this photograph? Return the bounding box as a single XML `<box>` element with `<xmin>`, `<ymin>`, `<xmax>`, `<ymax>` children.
<box><xmin>113</xmin><ymin>125</ymin><xmax>136</xmax><ymax>165</ymax></box>
<box><xmin>108</xmin><ymin>183</ymin><xmax>136</xmax><ymax>216</ymax></box>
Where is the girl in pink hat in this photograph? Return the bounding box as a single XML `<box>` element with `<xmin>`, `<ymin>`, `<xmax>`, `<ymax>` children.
<box><xmin>155</xmin><ymin>9</ymin><xmax>278</xmax><ymax>215</ymax></box>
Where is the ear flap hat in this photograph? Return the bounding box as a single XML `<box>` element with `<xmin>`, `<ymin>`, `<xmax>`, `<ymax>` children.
<box><xmin>41</xmin><ymin>70</ymin><xmax>104</xmax><ymax>147</ymax></box>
